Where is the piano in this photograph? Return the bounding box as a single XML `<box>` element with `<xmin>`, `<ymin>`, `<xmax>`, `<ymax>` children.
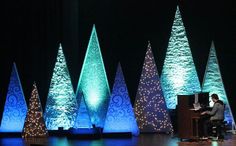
<box><xmin>177</xmin><ymin>93</ymin><xmax>210</xmax><ymax>140</ymax></box>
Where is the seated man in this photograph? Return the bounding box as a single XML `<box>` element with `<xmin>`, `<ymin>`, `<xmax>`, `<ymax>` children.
<box><xmin>200</xmin><ymin>94</ymin><xmax>224</xmax><ymax>138</ymax></box>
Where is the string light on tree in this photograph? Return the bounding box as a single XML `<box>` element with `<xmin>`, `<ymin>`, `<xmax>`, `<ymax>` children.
<box><xmin>134</xmin><ymin>42</ymin><xmax>173</xmax><ymax>133</ymax></box>
<box><xmin>22</xmin><ymin>83</ymin><xmax>48</xmax><ymax>138</ymax></box>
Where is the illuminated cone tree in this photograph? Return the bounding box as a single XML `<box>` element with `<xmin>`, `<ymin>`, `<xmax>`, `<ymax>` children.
<box><xmin>73</xmin><ymin>92</ymin><xmax>93</xmax><ymax>129</ymax></box>
<box><xmin>160</xmin><ymin>6</ymin><xmax>201</xmax><ymax>109</ymax></box>
<box><xmin>0</xmin><ymin>63</ymin><xmax>27</xmax><ymax>132</ymax></box>
<box><xmin>103</xmin><ymin>63</ymin><xmax>139</xmax><ymax>135</ymax></box>
<box><xmin>134</xmin><ymin>43</ymin><xmax>173</xmax><ymax>133</ymax></box>
<box><xmin>202</xmin><ymin>42</ymin><xmax>235</xmax><ymax>125</ymax></box>
<box><xmin>44</xmin><ymin>44</ymin><xmax>78</xmax><ymax>130</ymax></box>
<box><xmin>76</xmin><ymin>25</ymin><xmax>110</xmax><ymax>127</ymax></box>
<box><xmin>22</xmin><ymin>83</ymin><xmax>48</xmax><ymax>138</ymax></box>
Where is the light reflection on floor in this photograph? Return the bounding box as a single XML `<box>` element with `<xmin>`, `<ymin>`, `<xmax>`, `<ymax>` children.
<box><xmin>0</xmin><ymin>134</ymin><xmax>235</xmax><ymax>146</ymax></box>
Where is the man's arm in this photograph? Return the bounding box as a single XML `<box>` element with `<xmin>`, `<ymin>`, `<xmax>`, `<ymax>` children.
<box><xmin>205</xmin><ymin>103</ymin><xmax>220</xmax><ymax>116</ymax></box>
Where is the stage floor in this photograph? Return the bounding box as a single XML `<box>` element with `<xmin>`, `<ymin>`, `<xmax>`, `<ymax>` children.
<box><xmin>1</xmin><ymin>133</ymin><xmax>236</xmax><ymax>146</ymax></box>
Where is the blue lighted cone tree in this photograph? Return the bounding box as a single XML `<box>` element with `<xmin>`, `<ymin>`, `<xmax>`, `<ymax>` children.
<box><xmin>73</xmin><ymin>92</ymin><xmax>93</xmax><ymax>129</ymax></box>
<box><xmin>160</xmin><ymin>6</ymin><xmax>201</xmax><ymax>109</ymax></box>
<box><xmin>0</xmin><ymin>63</ymin><xmax>27</xmax><ymax>132</ymax></box>
<box><xmin>202</xmin><ymin>42</ymin><xmax>235</xmax><ymax>126</ymax></box>
<box><xmin>22</xmin><ymin>83</ymin><xmax>48</xmax><ymax>138</ymax></box>
<box><xmin>134</xmin><ymin>43</ymin><xmax>173</xmax><ymax>133</ymax></box>
<box><xmin>76</xmin><ymin>25</ymin><xmax>110</xmax><ymax>127</ymax></box>
<box><xmin>44</xmin><ymin>44</ymin><xmax>78</xmax><ymax>130</ymax></box>
<box><xmin>103</xmin><ymin>63</ymin><xmax>139</xmax><ymax>136</ymax></box>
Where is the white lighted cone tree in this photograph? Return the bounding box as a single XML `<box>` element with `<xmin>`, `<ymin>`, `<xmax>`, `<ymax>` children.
<box><xmin>160</xmin><ymin>6</ymin><xmax>201</xmax><ymax>109</ymax></box>
<box><xmin>22</xmin><ymin>83</ymin><xmax>48</xmax><ymax>138</ymax></box>
<box><xmin>134</xmin><ymin>42</ymin><xmax>173</xmax><ymax>133</ymax></box>
<box><xmin>202</xmin><ymin>42</ymin><xmax>235</xmax><ymax>126</ymax></box>
<box><xmin>44</xmin><ymin>44</ymin><xmax>78</xmax><ymax>130</ymax></box>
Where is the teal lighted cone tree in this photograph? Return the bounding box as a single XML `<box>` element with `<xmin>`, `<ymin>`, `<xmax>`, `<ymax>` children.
<box><xmin>0</xmin><ymin>63</ymin><xmax>27</xmax><ymax>132</ymax></box>
<box><xmin>202</xmin><ymin>42</ymin><xmax>235</xmax><ymax>125</ymax></box>
<box><xmin>160</xmin><ymin>6</ymin><xmax>201</xmax><ymax>109</ymax></box>
<box><xmin>44</xmin><ymin>44</ymin><xmax>78</xmax><ymax>130</ymax></box>
<box><xmin>103</xmin><ymin>63</ymin><xmax>139</xmax><ymax>136</ymax></box>
<box><xmin>22</xmin><ymin>83</ymin><xmax>48</xmax><ymax>138</ymax></box>
<box><xmin>134</xmin><ymin>42</ymin><xmax>173</xmax><ymax>133</ymax></box>
<box><xmin>76</xmin><ymin>25</ymin><xmax>110</xmax><ymax>127</ymax></box>
<box><xmin>73</xmin><ymin>92</ymin><xmax>93</xmax><ymax>129</ymax></box>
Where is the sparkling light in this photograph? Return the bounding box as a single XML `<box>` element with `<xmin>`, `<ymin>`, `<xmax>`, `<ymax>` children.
<box><xmin>202</xmin><ymin>42</ymin><xmax>235</xmax><ymax>125</ymax></box>
<box><xmin>134</xmin><ymin>42</ymin><xmax>173</xmax><ymax>133</ymax></box>
<box><xmin>22</xmin><ymin>83</ymin><xmax>48</xmax><ymax>138</ymax></box>
<box><xmin>44</xmin><ymin>44</ymin><xmax>78</xmax><ymax>130</ymax></box>
<box><xmin>0</xmin><ymin>63</ymin><xmax>27</xmax><ymax>132</ymax></box>
<box><xmin>76</xmin><ymin>25</ymin><xmax>110</xmax><ymax>127</ymax></box>
<box><xmin>103</xmin><ymin>63</ymin><xmax>139</xmax><ymax>136</ymax></box>
<box><xmin>160</xmin><ymin>6</ymin><xmax>201</xmax><ymax>109</ymax></box>
<box><xmin>73</xmin><ymin>92</ymin><xmax>93</xmax><ymax>129</ymax></box>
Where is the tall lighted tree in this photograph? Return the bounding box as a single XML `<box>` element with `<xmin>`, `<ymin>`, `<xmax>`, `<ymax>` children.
<box><xmin>134</xmin><ymin>43</ymin><xmax>173</xmax><ymax>133</ymax></box>
<box><xmin>44</xmin><ymin>44</ymin><xmax>78</xmax><ymax>130</ymax></box>
<box><xmin>22</xmin><ymin>83</ymin><xmax>48</xmax><ymax>138</ymax></box>
<box><xmin>73</xmin><ymin>92</ymin><xmax>93</xmax><ymax>129</ymax></box>
<box><xmin>202</xmin><ymin>42</ymin><xmax>235</xmax><ymax>125</ymax></box>
<box><xmin>160</xmin><ymin>6</ymin><xmax>201</xmax><ymax>109</ymax></box>
<box><xmin>0</xmin><ymin>63</ymin><xmax>27</xmax><ymax>132</ymax></box>
<box><xmin>76</xmin><ymin>25</ymin><xmax>110</xmax><ymax>127</ymax></box>
<box><xmin>103</xmin><ymin>63</ymin><xmax>139</xmax><ymax>136</ymax></box>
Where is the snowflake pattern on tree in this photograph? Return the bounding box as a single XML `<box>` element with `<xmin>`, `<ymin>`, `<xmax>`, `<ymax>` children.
<box><xmin>44</xmin><ymin>44</ymin><xmax>78</xmax><ymax>130</ymax></box>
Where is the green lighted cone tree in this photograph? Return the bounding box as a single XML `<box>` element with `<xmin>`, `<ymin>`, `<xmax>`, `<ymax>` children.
<box><xmin>202</xmin><ymin>42</ymin><xmax>235</xmax><ymax>126</ymax></box>
<box><xmin>22</xmin><ymin>83</ymin><xmax>48</xmax><ymax>138</ymax></box>
<box><xmin>44</xmin><ymin>44</ymin><xmax>78</xmax><ymax>130</ymax></box>
<box><xmin>76</xmin><ymin>25</ymin><xmax>110</xmax><ymax>127</ymax></box>
<box><xmin>134</xmin><ymin>42</ymin><xmax>173</xmax><ymax>133</ymax></box>
<box><xmin>160</xmin><ymin>6</ymin><xmax>201</xmax><ymax>109</ymax></box>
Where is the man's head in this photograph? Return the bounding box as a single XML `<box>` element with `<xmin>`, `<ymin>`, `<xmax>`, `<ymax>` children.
<box><xmin>211</xmin><ymin>94</ymin><xmax>219</xmax><ymax>103</ymax></box>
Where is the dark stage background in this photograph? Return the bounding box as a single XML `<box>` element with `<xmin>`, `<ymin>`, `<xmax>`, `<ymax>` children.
<box><xmin>0</xmin><ymin>0</ymin><xmax>236</xmax><ymax>123</ymax></box>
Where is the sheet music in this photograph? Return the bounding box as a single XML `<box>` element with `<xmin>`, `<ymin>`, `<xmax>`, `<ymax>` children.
<box><xmin>193</xmin><ymin>102</ymin><xmax>201</xmax><ymax>110</ymax></box>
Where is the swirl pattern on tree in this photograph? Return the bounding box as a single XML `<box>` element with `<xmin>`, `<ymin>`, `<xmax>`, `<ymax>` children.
<box><xmin>103</xmin><ymin>63</ymin><xmax>139</xmax><ymax>135</ymax></box>
<box><xmin>0</xmin><ymin>63</ymin><xmax>27</xmax><ymax>132</ymax></box>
